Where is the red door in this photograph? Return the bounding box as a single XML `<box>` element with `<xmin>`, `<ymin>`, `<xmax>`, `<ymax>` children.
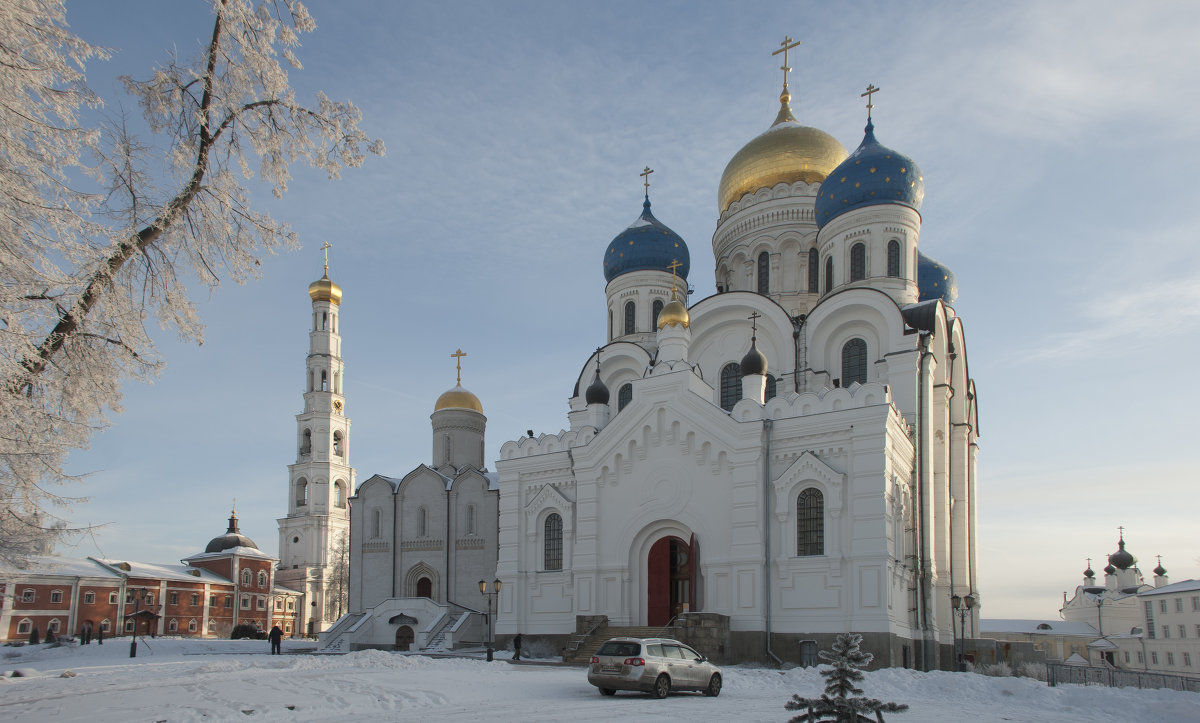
<box><xmin>648</xmin><ymin>538</ymin><xmax>671</xmax><ymax>626</ymax></box>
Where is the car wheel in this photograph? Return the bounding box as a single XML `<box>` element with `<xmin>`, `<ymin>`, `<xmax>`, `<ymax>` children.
<box><xmin>652</xmin><ymin>674</ymin><xmax>670</xmax><ymax>699</ymax></box>
<box><xmin>599</xmin><ymin>688</ymin><xmax>616</xmax><ymax>696</ymax></box>
<box><xmin>703</xmin><ymin>673</ymin><xmax>722</xmax><ymax>697</ymax></box>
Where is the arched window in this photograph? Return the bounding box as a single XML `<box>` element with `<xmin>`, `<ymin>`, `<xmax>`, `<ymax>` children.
<box><xmin>258</xmin><ymin>571</ymin><xmax>268</xmax><ymax>587</ymax></box>
<box><xmin>720</xmin><ymin>362</ymin><xmax>742</xmax><ymax>411</ymax></box>
<box><xmin>301</xmin><ymin>429</ymin><xmax>311</xmax><ymax>456</ymax></box>
<box><xmin>333</xmin><ymin>372</ymin><xmax>341</xmax><ymax>394</ymax></box>
<box><xmin>652</xmin><ymin>299</ymin><xmax>664</xmax><ymax>329</ymax></box>
<box><xmin>467</xmin><ymin>504</ymin><xmax>477</xmax><ymax>535</ymax></box>
<box><xmin>808</xmin><ymin>248</ymin><xmax>819</xmax><ymax>293</ymax></box>
<box><xmin>418</xmin><ymin>507</ymin><xmax>427</xmax><ymax>537</ymax></box>
<box><xmin>618</xmin><ymin>383</ymin><xmax>632</xmax><ymax>411</ymax></box>
<box><xmin>850</xmin><ymin>243</ymin><xmax>866</xmax><ymax>281</ymax></box>
<box><xmin>372</xmin><ymin>509</ymin><xmax>381</xmax><ymax>538</ymax></box>
<box><xmin>188</xmin><ymin>619</ymin><xmax>198</xmax><ymax>633</ymax></box>
<box><xmin>757</xmin><ymin>251</ymin><xmax>770</xmax><ymax>294</ymax></box>
<box><xmin>296</xmin><ymin>478</ymin><xmax>308</xmax><ymax>506</ymax></box>
<box><xmin>334</xmin><ymin>480</ymin><xmax>346</xmax><ymax>508</ymax></box>
<box><xmin>16</xmin><ymin>619</ymin><xmax>31</xmax><ymax>634</ymax></box>
<box><xmin>48</xmin><ymin>618</ymin><xmax>60</xmax><ymax>633</ymax></box>
<box><xmin>887</xmin><ymin>240</ymin><xmax>900</xmax><ymax>277</ymax></box>
<box><xmin>544</xmin><ymin>513</ymin><xmax>563</xmax><ymax>571</ymax></box>
<box><xmin>841</xmin><ymin>338</ymin><xmax>867</xmax><ymax>387</ymax></box>
<box><xmin>320</xmin><ymin>370</ymin><xmax>328</xmax><ymax>392</ymax></box>
<box><xmin>331</xmin><ymin>313</ymin><xmax>337</xmax><ymax>333</ymax></box>
<box><xmin>241</xmin><ymin>569</ymin><xmax>252</xmax><ymax>585</ymax></box>
<box><xmin>765</xmin><ymin>375</ymin><xmax>777</xmax><ymax>401</ymax></box>
<box><xmin>168</xmin><ymin>619</ymin><xmax>178</xmax><ymax>632</ymax></box>
<box><xmin>320</xmin><ymin>311</ymin><xmax>327</xmax><ymax>330</ymax></box>
<box><xmin>333</xmin><ymin>431</ymin><xmax>343</xmax><ymax>457</ymax></box>
<box><xmin>307</xmin><ymin>370</ymin><xmax>314</xmax><ymax>392</ymax></box>
<box><xmin>797</xmin><ymin>487</ymin><xmax>824</xmax><ymax>556</ymax></box>
<box><xmin>624</xmin><ymin>301</ymin><xmax>636</xmax><ymax>335</ymax></box>
<box><xmin>824</xmin><ymin>257</ymin><xmax>834</xmax><ymax>293</ymax></box>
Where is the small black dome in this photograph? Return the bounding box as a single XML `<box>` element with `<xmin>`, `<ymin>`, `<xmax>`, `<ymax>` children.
<box><xmin>740</xmin><ymin>339</ymin><xmax>767</xmax><ymax>376</ymax></box>
<box><xmin>1083</xmin><ymin>565</ymin><xmax>1095</xmax><ymax>579</ymax></box>
<box><xmin>1108</xmin><ymin>536</ymin><xmax>1135</xmax><ymax>571</ymax></box>
<box><xmin>585</xmin><ymin>369</ymin><xmax>610</xmax><ymax>405</ymax></box>
<box><xmin>1154</xmin><ymin>562</ymin><xmax>1167</xmax><ymax>577</ymax></box>
<box><xmin>205</xmin><ymin>510</ymin><xmax>258</xmax><ymax>553</ymax></box>
<box><xmin>1104</xmin><ymin>564</ymin><xmax>1116</xmax><ymax>576</ymax></box>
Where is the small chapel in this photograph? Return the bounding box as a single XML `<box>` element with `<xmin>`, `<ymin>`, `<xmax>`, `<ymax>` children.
<box><xmin>331</xmin><ymin>38</ymin><xmax>981</xmax><ymax>669</ymax></box>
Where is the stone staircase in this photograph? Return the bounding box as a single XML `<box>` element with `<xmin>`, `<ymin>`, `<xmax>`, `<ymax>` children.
<box><xmin>562</xmin><ymin>625</ymin><xmax>676</xmax><ymax>664</ymax></box>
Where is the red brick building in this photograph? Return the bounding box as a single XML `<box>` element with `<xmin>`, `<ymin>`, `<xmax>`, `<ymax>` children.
<box><xmin>0</xmin><ymin>511</ymin><xmax>304</xmax><ymax>641</ymax></box>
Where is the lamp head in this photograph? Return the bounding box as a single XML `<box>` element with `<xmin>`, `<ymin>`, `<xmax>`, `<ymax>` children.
<box><xmin>478</xmin><ymin>579</ymin><xmax>487</xmax><ymax>594</ymax></box>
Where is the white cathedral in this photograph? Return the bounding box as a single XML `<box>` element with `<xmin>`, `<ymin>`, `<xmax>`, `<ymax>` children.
<box><xmin>316</xmin><ymin>45</ymin><xmax>981</xmax><ymax>669</ymax></box>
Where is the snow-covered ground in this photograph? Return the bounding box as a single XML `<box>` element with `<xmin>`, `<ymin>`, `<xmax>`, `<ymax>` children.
<box><xmin>2</xmin><ymin>639</ymin><xmax>1198</xmax><ymax>722</ymax></box>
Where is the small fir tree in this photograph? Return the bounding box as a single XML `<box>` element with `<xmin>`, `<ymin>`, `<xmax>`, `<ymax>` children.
<box><xmin>785</xmin><ymin>633</ymin><xmax>908</xmax><ymax>723</ymax></box>
<box><xmin>29</xmin><ymin>627</ymin><xmax>40</xmax><ymax>645</ymax></box>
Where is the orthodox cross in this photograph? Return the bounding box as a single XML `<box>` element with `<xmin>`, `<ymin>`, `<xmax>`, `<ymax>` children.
<box><xmin>594</xmin><ymin>347</ymin><xmax>603</xmax><ymax>374</ymax></box>
<box><xmin>861</xmin><ymin>83</ymin><xmax>881</xmax><ymax>119</ymax></box>
<box><xmin>451</xmin><ymin>349</ymin><xmax>467</xmax><ymax>385</ymax></box>
<box><xmin>1086</xmin><ymin>557</ymin><xmax>1092</xmax><ymax>570</ymax></box>
<box><xmin>320</xmin><ymin>241</ymin><xmax>332</xmax><ymax>274</ymax></box>
<box><xmin>667</xmin><ymin>258</ymin><xmax>683</xmax><ymax>297</ymax></box>
<box><xmin>641</xmin><ymin>166</ymin><xmax>654</xmax><ymax>195</ymax></box>
<box><xmin>748</xmin><ymin>310</ymin><xmax>761</xmax><ymax>337</ymax></box>
<box><xmin>772</xmin><ymin>36</ymin><xmax>801</xmax><ymax>88</ymax></box>
<box><xmin>1118</xmin><ymin>524</ymin><xmax>1125</xmax><ymax>540</ymax></box>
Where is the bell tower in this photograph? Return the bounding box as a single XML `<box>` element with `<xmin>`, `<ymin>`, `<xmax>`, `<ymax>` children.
<box><xmin>276</xmin><ymin>244</ymin><xmax>355</xmax><ymax>635</ymax></box>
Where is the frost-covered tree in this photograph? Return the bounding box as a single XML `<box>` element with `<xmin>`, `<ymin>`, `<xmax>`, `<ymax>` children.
<box><xmin>326</xmin><ymin>529</ymin><xmax>349</xmax><ymax>621</ymax></box>
<box><xmin>785</xmin><ymin>633</ymin><xmax>908</xmax><ymax>723</ymax></box>
<box><xmin>0</xmin><ymin>0</ymin><xmax>383</xmax><ymax>564</ymax></box>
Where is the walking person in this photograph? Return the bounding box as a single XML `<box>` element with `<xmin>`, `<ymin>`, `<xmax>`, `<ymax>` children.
<box><xmin>268</xmin><ymin>625</ymin><xmax>283</xmax><ymax>655</ymax></box>
<box><xmin>513</xmin><ymin>633</ymin><xmax>522</xmax><ymax>661</ymax></box>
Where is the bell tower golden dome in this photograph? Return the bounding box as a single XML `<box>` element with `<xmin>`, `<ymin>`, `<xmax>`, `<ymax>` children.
<box><xmin>717</xmin><ymin>37</ymin><xmax>847</xmax><ymax>213</ymax></box>
<box><xmin>308</xmin><ymin>241</ymin><xmax>343</xmax><ymax>304</ymax></box>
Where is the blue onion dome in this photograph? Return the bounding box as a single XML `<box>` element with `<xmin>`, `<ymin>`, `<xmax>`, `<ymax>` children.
<box><xmin>740</xmin><ymin>337</ymin><xmax>767</xmax><ymax>376</ymax></box>
<box><xmin>603</xmin><ymin>195</ymin><xmax>690</xmax><ymax>283</ymax></box>
<box><xmin>815</xmin><ymin>118</ymin><xmax>924</xmax><ymax>229</ymax></box>
<box><xmin>585</xmin><ymin>368</ymin><xmax>610</xmax><ymax>405</ymax></box>
<box><xmin>1108</xmin><ymin>536</ymin><xmax>1136</xmax><ymax>571</ymax></box>
<box><xmin>917</xmin><ymin>252</ymin><xmax>958</xmax><ymax>305</ymax></box>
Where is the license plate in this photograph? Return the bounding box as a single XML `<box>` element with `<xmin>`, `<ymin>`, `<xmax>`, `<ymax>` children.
<box><xmin>601</xmin><ymin>664</ymin><xmax>621</xmax><ymax>673</ymax></box>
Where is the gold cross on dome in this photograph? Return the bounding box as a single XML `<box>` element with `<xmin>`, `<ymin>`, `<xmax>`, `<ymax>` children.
<box><xmin>667</xmin><ymin>258</ymin><xmax>683</xmax><ymax>297</ymax></box>
<box><xmin>861</xmin><ymin>84</ymin><xmax>881</xmax><ymax>118</ymax></box>
<box><xmin>641</xmin><ymin>166</ymin><xmax>654</xmax><ymax>195</ymax></box>
<box><xmin>320</xmin><ymin>241</ymin><xmax>332</xmax><ymax>274</ymax></box>
<box><xmin>451</xmin><ymin>349</ymin><xmax>467</xmax><ymax>385</ymax></box>
<box><xmin>772</xmin><ymin>36</ymin><xmax>801</xmax><ymax>88</ymax></box>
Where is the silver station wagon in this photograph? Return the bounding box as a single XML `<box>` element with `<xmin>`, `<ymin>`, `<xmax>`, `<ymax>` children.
<box><xmin>587</xmin><ymin>637</ymin><xmax>722</xmax><ymax>698</ymax></box>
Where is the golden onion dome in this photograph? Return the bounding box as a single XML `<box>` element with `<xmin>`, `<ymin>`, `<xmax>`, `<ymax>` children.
<box><xmin>718</xmin><ymin>87</ymin><xmax>848</xmax><ymax>213</ymax></box>
<box><xmin>308</xmin><ymin>273</ymin><xmax>342</xmax><ymax>305</ymax></box>
<box><xmin>657</xmin><ymin>298</ymin><xmax>690</xmax><ymax>330</ymax></box>
<box><xmin>434</xmin><ymin>384</ymin><xmax>483</xmax><ymax>413</ymax></box>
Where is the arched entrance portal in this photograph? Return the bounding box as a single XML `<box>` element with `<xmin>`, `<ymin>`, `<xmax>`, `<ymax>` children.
<box><xmin>395</xmin><ymin>625</ymin><xmax>414</xmax><ymax>651</ymax></box>
<box><xmin>647</xmin><ymin>536</ymin><xmax>692</xmax><ymax>626</ymax></box>
<box><xmin>416</xmin><ymin>577</ymin><xmax>432</xmax><ymax>598</ymax></box>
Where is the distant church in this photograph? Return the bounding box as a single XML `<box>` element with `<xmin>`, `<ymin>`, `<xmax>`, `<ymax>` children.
<box><xmin>329</xmin><ymin>39</ymin><xmax>981</xmax><ymax>669</ymax></box>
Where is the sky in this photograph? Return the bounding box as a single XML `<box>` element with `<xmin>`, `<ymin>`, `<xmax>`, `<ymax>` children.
<box><xmin>4</xmin><ymin>638</ymin><xmax>1200</xmax><ymax>721</ymax></box>
<box><xmin>53</xmin><ymin>0</ymin><xmax>1200</xmax><ymax>620</ymax></box>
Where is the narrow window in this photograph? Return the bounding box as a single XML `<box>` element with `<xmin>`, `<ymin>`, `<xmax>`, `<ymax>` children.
<box><xmin>241</xmin><ymin>569</ymin><xmax>252</xmax><ymax>585</ymax></box>
<box><xmin>544</xmin><ymin>513</ymin><xmax>563</xmax><ymax>571</ymax></box>
<box><xmin>275</xmin><ymin>598</ymin><xmax>283</xmax><ymax>611</ymax></box>
<box><xmin>21</xmin><ymin>589</ymin><xmax>34</xmax><ymax>603</ymax></box>
<box><xmin>191</xmin><ymin>593</ymin><xmax>199</xmax><ymax>606</ymax></box>
<box><xmin>850</xmin><ymin>243</ymin><xmax>866</xmax><ymax>281</ymax></box>
<box><xmin>296</xmin><ymin>478</ymin><xmax>309</xmax><ymax>506</ymax></box>
<box><xmin>624</xmin><ymin>301</ymin><xmax>636</xmax><ymax>335</ymax></box>
<box><xmin>418</xmin><ymin>507</ymin><xmax>427</xmax><ymax>537</ymax></box>
<box><xmin>608</xmin><ymin>310</ymin><xmax>613</xmax><ymax>340</ymax></box>
<box><xmin>652</xmin><ymin>299</ymin><xmax>664</xmax><ymax>329</ymax></box>
<box><xmin>241</xmin><ymin>596</ymin><xmax>250</xmax><ymax>610</ymax></box>
<box><xmin>1168</xmin><ymin>652</ymin><xmax>1176</xmax><ymax>666</ymax></box>
<box><xmin>841</xmin><ymin>338</ymin><xmax>868</xmax><ymax>387</ymax></box>
<box><xmin>168</xmin><ymin>619</ymin><xmax>179</xmax><ymax>632</ymax></box>
<box><xmin>100</xmin><ymin>619</ymin><xmax>110</xmax><ymax>633</ymax></box>
<box><xmin>1177</xmin><ymin>598</ymin><xmax>1184</xmax><ymax>612</ymax></box>
<box><xmin>824</xmin><ymin>257</ymin><xmax>834</xmax><ymax>293</ymax></box>
<box><xmin>807</xmin><ymin>248</ymin><xmax>819</xmax><ymax>293</ymax></box>
<box><xmin>17</xmin><ymin>619</ymin><xmax>31</xmax><ymax>634</ymax></box>
<box><xmin>258</xmin><ymin>571</ymin><xmax>268</xmax><ymax>587</ymax></box>
<box><xmin>83</xmin><ymin>591</ymin><xmax>95</xmax><ymax>604</ymax></box>
<box><xmin>467</xmin><ymin>504</ymin><xmax>477</xmax><ymax>535</ymax></box>
<box><xmin>109</xmin><ymin>592</ymin><xmax>118</xmax><ymax>605</ymax></box>
<box><xmin>757</xmin><ymin>251</ymin><xmax>770</xmax><ymax>294</ymax></box>
<box><xmin>887</xmin><ymin>240</ymin><xmax>901</xmax><ymax>277</ymax></box>
<box><xmin>333</xmin><ymin>431</ymin><xmax>343</xmax><ymax>457</ymax></box>
<box><xmin>618</xmin><ymin>383</ymin><xmax>632</xmax><ymax>412</ymax></box>
<box><xmin>50</xmin><ymin>590</ymin><xmax>62</xmax><ymax>603</ymax></box>
<box><xmin>210</xmin><ymin>595</ymin><xmax>217</xmax><ymax>607</ymax></box>
<box><xmin>307</xmin><ymin>370</ymin><xmax>314</xmax><ymax>392</ymax></box>
<box><xmin>301</xmin><ymin>429</ymin><xmax>311</xmax><ymax>456</ymax></box>
<box><xmin>125</xmin><ymin>619</ymin><xmax>135</xmax><ymax>632</ymax></box>
<box><xmin>321</xmin><ymin>370</ymin><xmax>328</xmax><ymax>392</ymax></box>
<box><xmin>797</xmin><ymin>487</ymin><xmax>825</xmax><ymax>556</ymax></box>
<box><xmin>169</xmin><ymin>592</ymin><xmax>179</xmax><ymax>605</ymax></box>
<box><xmin>48</xmin><ymin>619</ymin><xmax>60</xmax><ymax>633</ymax></box>
<box><xmin>334</xmin><ymin>481</ymin><xmax>345</xmax><ymax>508</ymax></box>
<box><xmin>320</xmin><ymin>312</ymin><xmax>327</xmax><ymax>330</ymax></box>
<box><xmin>1186</xmin><ymin>653</ymin><xmax>1194</xmax><ymax>667</ymax></box>
<box><xmin>188</xmin><ymin>619</ymin><xmax>198</xmax><ymax>633</ymax></box>
<box><xmin>765</xmin><ymin>375</ymin><xmax>777</xmax><ymax>401</ymax></box>
<box><xmin>372</xmin><ymin>509</ymin><xmax>381</xmax><ymax>538</ymax></box>
<box><xmin>720</xmin><ymin>362</ymin><xmax>741</xmax><ymax>411</ymax></box>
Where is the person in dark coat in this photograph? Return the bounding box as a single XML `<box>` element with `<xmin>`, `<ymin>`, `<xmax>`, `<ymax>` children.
<box><xmin>513</xmin><ymin>633</ymin><xmax>522</xmax><ymax>661</ymax></box>
<box><xmin>268</xmin><ymin>625</ymin><xmax>283</xmax><ymax>655</ymax></box>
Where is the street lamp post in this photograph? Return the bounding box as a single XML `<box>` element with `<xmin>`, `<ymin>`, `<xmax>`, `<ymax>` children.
<box><xmin>128</xmin><ymin>587</ymin><xmax>147</xmax><ymax>658</ymax></box>
<box><xmin>950</xmin><ymin>592</ymin><xmax>977</xmax><ymax>672</ymax></box>
<box><xmin>478</xmin><ymin>578</ymin><xmax>502</xmax><ymax>662</ymax></box>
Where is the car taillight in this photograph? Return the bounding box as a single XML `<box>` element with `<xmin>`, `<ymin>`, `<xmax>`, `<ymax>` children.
<box><xmin>624</xmin><ymin>657</ymin><xmax>645</xmax><ymax>666</ymax></box>
<box><xmin>590</xmin><ymin>656</ymin><xmax>599</xmax><ymax>664</ymax></box>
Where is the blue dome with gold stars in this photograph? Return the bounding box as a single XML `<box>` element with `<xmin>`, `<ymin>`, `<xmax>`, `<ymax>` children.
<box><xmin>917</xmin><ymin>252</ymin><xmax>958</xmax><ymax>306</ymax></box>
<box><xmin>603</xmin><ymin>196</ymin><xmax>690</xmax><ymax>283</ymax></box>
<box><xmin>815</xmin><ymin>119</ymin><xmax>924</xmax><ymax>229</ymax></box>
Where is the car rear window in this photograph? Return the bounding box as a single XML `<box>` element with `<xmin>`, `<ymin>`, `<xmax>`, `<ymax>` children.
<box><xmin>597</xmin><ymin>641</ymin><xmax>641</xmax><ymax>657</ymax></box>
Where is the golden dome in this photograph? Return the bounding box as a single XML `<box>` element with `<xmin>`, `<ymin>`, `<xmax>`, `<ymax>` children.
<box><xmin>657</xmin><ymin>298</ymin><xmax>690</xmax><ymax>330</ymax></box>
<box><xmin>308</xmin><ymin>274</ymin><xmax>342</xmax><ymax>304</ymax></box>
<box><xmin>718</xmin><ymin>89</ymin><xmax>848</xmax><ymax>213</ymax></box>
<box><xmin>434</xmin><ymin>384</ymin><xmax>483</xmax><ymax>413</ymax></box>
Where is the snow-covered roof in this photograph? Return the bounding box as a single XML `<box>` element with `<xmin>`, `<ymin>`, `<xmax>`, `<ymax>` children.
<box><xmin>1138</xmin><ymin>578</ymin><xmax>1200</xmax><ymax>596</ymax></box>
<box><xmin>181</xmin><ymin>546</ymin><xmax>276</xmax><ymax>563</ymax></box>
<box><xmin>0</xmin><ymin>555</ymin><xmax>119</xmax><ymax>579</ymax></box>
<box><xmin>272</xmin><ymin>583</ymin><xmax>303</xmax><ymax>595</ymax></box>
<box><xmin>95</xmin><ymin>558</ymin><xmax>230</xmax><ymax>584</ymax></box>
<box><xmin>980</xmin><ymin>619</ymin><xmax>1099</xmax><ymax>636</ymax></box>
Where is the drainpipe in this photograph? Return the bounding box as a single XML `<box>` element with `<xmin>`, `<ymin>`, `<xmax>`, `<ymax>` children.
<box><xmin>793</xmin><ymin>315</ymin><xmax>806</xmax><ymax>394</ymax></box>
<box><xmin>762</xmin><ymin>417</ymin><xmax>783</xmax><ymax>666</ymax></box>
<box><xmin>446</xmin><ymin>484</ymin><xmax>452</xmax><ymax>603</ymax></box>
<box><xmin>916</xmin><ymin>331</ymin><xmax>933</xmax><ymax>671</ymax></box>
